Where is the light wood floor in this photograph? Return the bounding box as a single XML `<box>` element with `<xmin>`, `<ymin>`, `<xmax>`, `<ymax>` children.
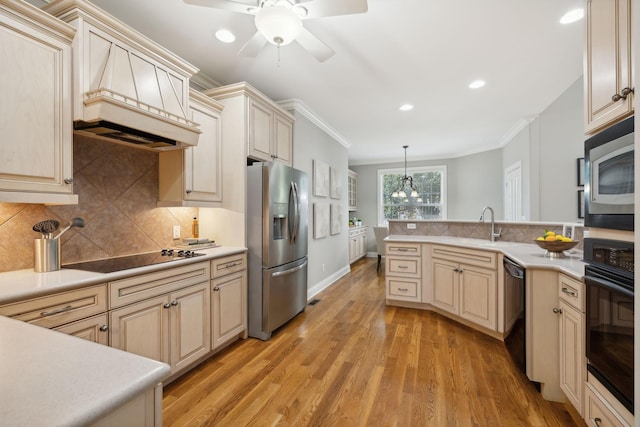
<box><xmin>163</xmin><ymin>257</ymin><xmax>585</xmax><ymax>426</ymax></box>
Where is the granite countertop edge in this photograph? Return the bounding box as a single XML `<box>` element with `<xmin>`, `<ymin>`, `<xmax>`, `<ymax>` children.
<box><xmin>385</xmin><ymin>235</ymin><xmax>586</xmax><ymax>280</ymax></box>
<box><xmin>0</xmin><ymin>246</ymin><xmax>247</xmax><ymax>305</ymax></box>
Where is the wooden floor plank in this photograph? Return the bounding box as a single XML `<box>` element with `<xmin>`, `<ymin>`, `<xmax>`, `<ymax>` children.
<box><xmin>163</xmin><ymin>258</ymin><xmax>586</xmax><ymax>426</ymax></box>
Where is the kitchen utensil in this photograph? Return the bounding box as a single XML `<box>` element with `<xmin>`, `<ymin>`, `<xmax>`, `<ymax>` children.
<box><xmin>54</xmin><ymin>217</ymin><xmax>85</xmax><ymax>240</ymax></box>
<box><xmin>34</xmin><ymin>238</ymin><xmax>60</xmax><ymax>272</ymax></box>
<box><xmin>32</xmin><ymin>220</ymin><xmax>60</xmax><ymax>238</ymax></box>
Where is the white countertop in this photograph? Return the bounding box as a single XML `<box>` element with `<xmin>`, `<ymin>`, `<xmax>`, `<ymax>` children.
<box><xmin>385</xmin><ymin>235</ymin><xmax>586</xmax><ymax>280</ymax></box>
<box><xmin>0</xmin><ymin>315</ymin><xmax>170</xmax><ymax>427</ymax></box>
<box><xmin>0</xmin><ymin>245</ymin><xmax>247</xmax><ymax>305</ymax></box>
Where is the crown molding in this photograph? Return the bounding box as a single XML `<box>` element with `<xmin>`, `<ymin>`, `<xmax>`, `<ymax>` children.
<box><xmin>498</xmin><ymin>116</ymin><xmax>537</xmax><ymax>147</ymax></box>
<box><xmin>277</xmin><ymin>99</ymin><xmax>351</xmax><ymax>149</ymax></box>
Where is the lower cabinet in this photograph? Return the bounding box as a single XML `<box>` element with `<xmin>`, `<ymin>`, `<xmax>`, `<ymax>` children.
<box><xmin>557</xmin><ymin>273</ymin><xmax>585</xmax><ymax>416</ymax></box>
<box><xmin>585</xmin><ymin>375</ymin><xmax>634</xmax><ymax>427</ymax></box>
<box><xmin>54</xmin><ymin>313</ymin><xmax>109</xmax><ymax>345</ymax></box>
<box><xmin>211</xmin><ymin>253</ymin><xmax>248</xmax><ymax>350</ymax></box>
<box><xmin>430</xmin><ymin>245</ymin><xmax>497</xmax><ymax>331</ymax></box>
<box><xmin>110</xmin><ymin>282</ymin><xmax>211</xmax><ymax>375</ymax></box>
<box><xmin>385</xmin><ymin>242</ymin><xmax>422</xmax><ymax>303</ymax></box>
<box><xmin>349</xmin><ymin>226</ymin><xmax>367</xmax><ymax>263</ymax></box>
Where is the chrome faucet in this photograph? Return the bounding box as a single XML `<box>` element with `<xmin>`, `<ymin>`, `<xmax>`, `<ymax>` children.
<box><xmin>479</xmin><ymin>206</ymin><xmax>501</xmax><ymax>242</ymax></box>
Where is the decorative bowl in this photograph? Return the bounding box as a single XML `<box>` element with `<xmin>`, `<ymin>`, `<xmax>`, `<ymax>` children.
<box><xmin>534</xmin><ymin>239</ymin><xmax>579</xmax><ymax>253</ymax></box>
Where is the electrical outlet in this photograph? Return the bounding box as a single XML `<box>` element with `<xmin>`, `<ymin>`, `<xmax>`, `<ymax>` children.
<box><xmin>173</xmin><ymin>225</ymin><xmax>181</xmax><ymax>239</ymax></box>
<box><xmin>407</xmin><ymin>223</ymin><xmax>416</xmax><ymax>229</ymax></box>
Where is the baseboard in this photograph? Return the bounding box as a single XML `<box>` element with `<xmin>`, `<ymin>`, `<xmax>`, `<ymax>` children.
<box><xmin>307</xmin><ymin>265</ymin><xmax>350</xmax><ymax>300</ymax></box>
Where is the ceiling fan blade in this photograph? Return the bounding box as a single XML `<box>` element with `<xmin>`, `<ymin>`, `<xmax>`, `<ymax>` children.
<box><xmin>296</xmin><ymin>0</ymin><xmax>368</xmax><ymax>19</ymax></box>
<box><xmin>183</xmin><ymin>0</ymin><xmax>257</xmax><ymax>15</ymax></box>
<box><xmin>296</xmin><ymin>27</ymin><xmax>334</xmax><ymax>62</ymax></box>
<box><xmin>238</xmin><ymin>31</ymin><xmax>268</xmax><ymax>57</ymax></box>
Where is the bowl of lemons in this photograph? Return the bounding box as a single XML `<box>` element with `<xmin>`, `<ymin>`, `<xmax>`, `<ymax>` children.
<box><xmin>534</xmin><ymin>230</ymin><xmax>579</xmax><ymax>255</ymax></box>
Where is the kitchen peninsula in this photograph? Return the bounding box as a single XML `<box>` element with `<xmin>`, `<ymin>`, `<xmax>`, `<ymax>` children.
<box><xmin>383</xmin><ymin>219</ymin><xmax>587</xmax><ymax>415</ymax></box>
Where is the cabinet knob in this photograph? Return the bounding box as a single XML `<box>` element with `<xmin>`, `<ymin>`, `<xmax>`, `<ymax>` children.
<box><xmin>186</xmin><ymin>189</ymin><xmax>192</xmax><ymax>194</ymax></box>
<box><xmin>99</xmin><ymin>325</ymin><xmax>108</xmax><ymax>332</ymax></box>
<box><xmin>163</xmin><ymin>303</ymin><xmax>171</xmax><ymax>309</ymax></box>
<box><xmin>213</xmin><ymin>286</ymin><xmax>220</xmax><ymax>291</ymax></box>
<box><xmin>552</xmin><ymin>307</ymin><xmax>563</xmax><ymax>314</ymax></box>
<box><xmin>612</xmin><ymin>87</ymin><xmax>634</xmax><ymax>102</ymax></box>
<box><xmin>171</xmin><ymin>300</ymin><xmax>179</xmax><ymax>306</ymax></box>
<box><xmin>64</xmin><ymin>178</ymin><xmax>74</xmax><ymax>184</ymax></box>
<box><xmin>594</xmin><ymin>417</ymin><xmax>602</xmax><ymax>427</ymax></box>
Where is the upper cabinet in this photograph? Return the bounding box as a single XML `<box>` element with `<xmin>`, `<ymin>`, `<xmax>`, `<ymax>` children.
<box><xmin>0</xmin><ymin>1</ymin><xmax>77</xmax><ymax>204</ymax></box>
<box><xmin>205</xmin><ymin>82</ymin><xmax>294</xmax><ymax>166</ymax></box>
<box><xmin>584</xmin><ymin>0</ymin><xmax>633</xmax><ymax>134</ymax></box>
<box><xmin>158</xmin><ymin>90</ymin><xmax>224</xmax><ymax>207</ymax></box>
<box><xmin>348</xmin><ymin>170</ymin><xmax>358</xmax><ymax>211</ymax></box>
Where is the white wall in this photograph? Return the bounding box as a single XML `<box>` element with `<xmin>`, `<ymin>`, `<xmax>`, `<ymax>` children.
<box><xmin>290</xmin><ymin>111</ymin><xmax>350</xmax><ymax>297</ymax></box>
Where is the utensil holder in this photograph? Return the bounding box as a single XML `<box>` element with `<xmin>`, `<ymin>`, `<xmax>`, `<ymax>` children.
<box><xmin>34</xmin><ymin>238</ymin><xmax>60</xmax><ymax>272</ymax></box>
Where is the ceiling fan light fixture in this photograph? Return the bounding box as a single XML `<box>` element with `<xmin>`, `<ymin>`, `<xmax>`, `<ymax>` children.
<box><xmin>255</xmin><ymin>5</ymin><xmax>303</xmax><ymax>46</ymax></box>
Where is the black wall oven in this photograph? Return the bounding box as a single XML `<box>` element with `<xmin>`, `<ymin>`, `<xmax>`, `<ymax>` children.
<box><xmin>584</xmin><ymin>238</ymin><xmax>634</xmax><ymax>413</ymax></box>
<box><xmin>584</xmin><ymin>115</ymin><xmax>634</xmax><ymax>231</ymax></box>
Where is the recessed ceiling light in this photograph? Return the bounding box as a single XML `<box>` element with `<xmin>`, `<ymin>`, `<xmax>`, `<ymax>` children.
<box><xmin>399</xmin><ymin>104</ymin><xmax>414</xmax><ymax>111</ymax></box>
<box><xmin>469</xmin><ymin>80</ymin><xmax>486</xmax><ymax>89</ymax></box>
<box><xmin>215</xmin><ymin>29</ymin><xmax>236</xmax><ymax>43</ymax></box>
<box><xmin>560</xmin><ymin>8</ymin><xmax>584</xmax><ymax>24</ymax></box>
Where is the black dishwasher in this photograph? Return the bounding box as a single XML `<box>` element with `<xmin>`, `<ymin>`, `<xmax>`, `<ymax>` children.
<box><xmin>503</xmin><ymin>256</ymin><xmax>526</xmax><ymax>374</ymax></box>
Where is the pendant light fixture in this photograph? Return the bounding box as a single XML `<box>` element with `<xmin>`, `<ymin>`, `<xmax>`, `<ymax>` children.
<box><xmin>391</xmin><ymin>145</ymin><xmax>419</xmax><ymax>198</ymax></box>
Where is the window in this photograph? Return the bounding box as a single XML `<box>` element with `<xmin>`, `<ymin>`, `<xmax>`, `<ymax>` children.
<box><xmin>378</xmin><ymin>166</ymin><xmax>447</xmax><ymax>224</ymax></box>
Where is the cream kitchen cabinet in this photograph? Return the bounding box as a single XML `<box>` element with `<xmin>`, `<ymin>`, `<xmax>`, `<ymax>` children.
<box><xmin>584</xmin><ymin>0</ymin><xmax>633</xmax><ymax>134</ymax></box>
<box><xmin>159</xmin><ymin>89</ymin><xmax>224</xmax><ymax>207</ymax></box>
<box><xmin>429</xmin><ymin>245</ymin><xmax>498</xmax><ymax>331</ymax></box>
<box><xmin>348</xmin><ymin>170</ymin><xmax>358</xmax><ymax>211</ymax></box>
<box><xmin>557</xmin><ymin>274</ymin><xmax>585</xmax><ymax>416</ymax></box>
<box><xmin>109</xmin><ymin>262</ymin><xmax>211</xmax><ymax>375</ymax></box>
<box><xmin>0</xmin><ymin>284</ymin><xmax>108</xmax><ymax>344</ymax></box>
<box><xmin>385</xmin><ymin>242</ymin><xmax>422</xmax><ymax>303</ymax></box>
<box><xmin>585</xmin><ymin>374</ymin><xmax>634</xmax><ymax>427</ymax></box>
<box><xmin>0</xmin><ymin>1</ymin><xmax>77</xmax><ymax>204</ymax></box>
<box><xmin>349</xmin><ymin>226</ymin><xmax>368</xmax><ymax>264</ymax></box>
<box><xmin>211</xmin><ymin>253</ymin><xmax>247</xmax><ymax>350</ymax></box>
<box><xmin>205</xmin><ymin>82</ymin><xmax>294</xmax><ymax>166</ymax></box>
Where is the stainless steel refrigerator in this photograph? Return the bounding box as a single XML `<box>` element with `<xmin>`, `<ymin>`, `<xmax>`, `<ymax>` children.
<box><xmin>247</xmin><ymin>162</ymin><xmax>308</xmax><ymax>340</ymax></box>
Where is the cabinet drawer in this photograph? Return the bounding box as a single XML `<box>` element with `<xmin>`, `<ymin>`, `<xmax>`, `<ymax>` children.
<box><xmin>431</xmin><ymin>245</ymin><xmax>497</xmax><ymax>269</ymax></box>
<box><xmin>110</xmin><ymin>261</ymin><xmax>210</xmax><ymax>308</ymax></box>
<box><xmin>558</xmin><ymin>274</ymin><xmax>584</xmax><ymax>312</ymax></box>
<box><xmin>0</xmin><ymin>285</ymin><xmax>107</xmax><ymax>329</ymax></box>
<box><xmin>386</xmin><ymin>243</ymin><xmax>421</xmax><ymax>257</ymax></box>
<box><xmin>349</xmin><ymin>227</ymin><xmax>367</xmax><ymax>238</ymax></box>
<box><xmin>211</xmin><ymin>253</ymin><xmax>247</xmax><ymax>279</ymax></box>
<box><xmin>387</xmin><ymin>256</ymin><xmax>420</xmax><ymax>277</ymax></box>
<box><xmin>585</xmin><ymin>381</ymin><xmax>633</xmax><ymax>427</ymax></box>
<box><xmin>386</xmin><ymin>278</ymin><xmax>420</xmax><ymax>301</ymax></box>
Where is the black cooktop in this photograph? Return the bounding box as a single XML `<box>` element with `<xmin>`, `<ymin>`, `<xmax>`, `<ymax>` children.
<box><xmin>62</xmin><ymin>249</ymin><xmax>205</xmax><ymax>274</ymax></box>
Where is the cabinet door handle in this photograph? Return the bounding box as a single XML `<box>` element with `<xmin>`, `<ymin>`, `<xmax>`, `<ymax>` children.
<box><xmin>213</xmin><ymin>286</ymin><xmax>220</xmax><ymax>291</ymax></box>
<box><xmin>186</xmin><ymin>189</ymin><xmax>192</xmax><ymax>194</ymax></box>
<box><xmin>99</xmin><ymin>325</ymin><xmax>108</xmax><ymax>332</ymax></box>
<box><xmin>171</xmin><ymin>300</ymin><xmax>179</xmax><ymax>306</ymax></box>
<box><xmin>612</xmin><ymin>87</ymin><xmax>634</xmax><ymax>102</ymax></box>
<box><xmin>561</xmin><ymin>287</ymin><xmax>578</xmax><ymax>297</ymax></box>
<box><xmin>63</xmin><ymin>178</ymin><xmax>74</xmax><ymax>184</ymax></box>
<box><xmin>552</xmin><ymin>307</ymin><xmax>563</xmax><ymax>314</ymax></box>
<box><xmin>163</xmin><ymin>303</ymin><xmax>171</xmax><ymax>309</ymax></box>
<box><xmin>594</xmin><ymin>418</ymin><xmax>602</xmax><ymax>427</ymax></box>
<box><xmin>41</xmin><ymin>305</ymin><xmax>74</xmax><ymax>317</ymax></box>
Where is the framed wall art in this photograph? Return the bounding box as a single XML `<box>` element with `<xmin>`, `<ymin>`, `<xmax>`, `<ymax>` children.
<box><xmin>330</xmin><ymin>166</ymin><xmax>342</xmax><ymax>199</ymax></box>
<box><xmin>313</xmin><ymin>203</ymin><xmax>329</xmax><ymax>239</ymax></box>
<box><xmin>313</xmin><ymin>159</ymin><xmax>329</xmax><ymax>197</ymax></box>
<box><xmin>330</xmin><ymin>204</ymin><xmax>342</xmax><ymax>235</ymax></box>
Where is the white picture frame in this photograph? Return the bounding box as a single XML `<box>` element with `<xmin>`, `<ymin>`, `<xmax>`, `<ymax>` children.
<box><xmin>313</xmin><ymin>203</ymin><xmax>329</xmax><ymax>239</ymax></box>
<box><xmin>313</xmin><ymin>159</ymin><xmax>329</xmax><ymax>197</ymax></box>
<box><xmin>330</xmin><ymin>166</ymin><xmax>342</xmax><ymax>199</ymax></box>
<box><xmin>562</xmin><ymin>224</ymin><xmax>575</xmax><ymax>240</ymax></box>
<box><xmin>330</xmin><ymin>204</ymin><xmax>342</xmax><ymax>235</ymax></box>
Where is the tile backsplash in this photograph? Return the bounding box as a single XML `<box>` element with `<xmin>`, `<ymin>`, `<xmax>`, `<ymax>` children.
<box><xmin>0</xmin><ymin>135</ymin><xmax>196</xmax><ymax>273</ymax></box>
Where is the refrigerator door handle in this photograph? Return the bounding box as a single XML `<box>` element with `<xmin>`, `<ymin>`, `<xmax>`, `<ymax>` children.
<box><xmin>289</xmin><ymin>181</ymin><xmax>300</xmax><ymax>244</ymax></box>
<box><xmin>271</xmin><ymin>260</ymin><xmax>308</xmax><ymax>278</ymax></box>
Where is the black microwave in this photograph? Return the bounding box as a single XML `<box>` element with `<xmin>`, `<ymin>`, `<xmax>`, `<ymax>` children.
<box><xmin>585</xmin><ymin>116</ymin><xmax>634</xmax><ymax>231</ymax></box>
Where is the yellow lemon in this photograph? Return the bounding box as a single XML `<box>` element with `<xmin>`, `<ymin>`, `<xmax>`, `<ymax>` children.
<box><xmin>561</xmin><ymin>237</ymin><xmax>573</xmax><ymax>242</ymax></box>
<box><xmin>545</xmin><ymin>235</ymin><xmax>559</xmax><ymax>241</ymax></box>
<box><xmin>545</xmin><ymin>231</ymin><xmax>556</xmax><ymax>237</ymax></box>
<box><xmin>536</xmin><ymin>237</ymin><xmax>544</xmax><ymax>241</ymax></box>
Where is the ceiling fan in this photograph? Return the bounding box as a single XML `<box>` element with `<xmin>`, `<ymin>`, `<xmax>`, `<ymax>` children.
<box><xmin>184</xmin><ymin>0</ymin><xmax>368</xmax><ymax>62</ymax></box>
